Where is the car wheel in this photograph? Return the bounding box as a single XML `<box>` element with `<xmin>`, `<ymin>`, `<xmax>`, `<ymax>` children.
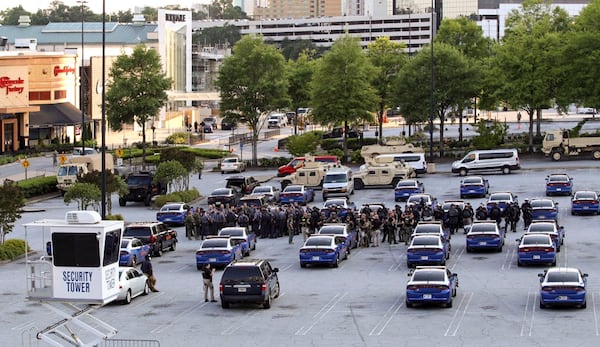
<box><xmin>459</xmin><ymin>168</ymin><xmax>467</xmax><ymax>176</ymax></box>
<box><xmin>155</xmin><ymin>243</ymin><xmax>163</xmax><ymax>257</ymax></box>
<box><xmin>551</xmin><ymin>150</ymin><xmax>562</xmax><ymax>161</ymax></box>
<box><xmin>460</xmin><ymin>194</ymin><xmax>464</xmax><ymax>199</ymax></box>
<box><xmin>593</xmin><ymin>151</ymin><xmax>600</xmax><ymax>160</ymax></box>
<box><xmin>130</xmin><ymin>255</ymin><xmax>137</xmax><ymax>267</ymax></box>
<box><xmin>300</xmin><ymin>263</ymin><xmax>306</xmax><ymax>268</ymax></box>
<box><xmin>502</xmin><ymin>166</ymin><xmax>510</xmax><ymax>175</ymax></box>
<box><xmin>123</xmin><ymin>290</ymin><xmax>132</xmax><ymax>305</ymax></box>
<box><xmin>142</xmin><ymin>282</ymin><xmax>149</xmax><ymax>295</ymax></box>
<box><xmin>581</xmin><ymin>301</ymin><xmax>587</xmax><ymax>309</ymax></box>
<box><xmin>445</xmin><ymin>299</ymin><xmax>453</xmax><ymax>308</ymax></box>
<box><xmin>263</xmin><ymin>293</ymin><xmax>272</xmax><ymax>309</ymax></box>
<box><xmin>405</xmin><ymin>300</ymin><xmax>413</xmax><ymax>308</ymax></box>
<box><xmin>539</xmin><ymin>301</ymin><xmax>547</xmax><ymax>309</ymax></box>
<box><xmin>332</xmin><ymin>255</ymin><xmax>339</xmax><ymax>268</ymax></box>
<box><xmin>170</xmin><ymin>241</ymin><xmax>177</xmax><ymax>252</ymax></box>
<box><xmin>119</xmin><ymin>198</ymin><xmax>126</xmax><ymax>207</ymax></box>
<box><xmin>273</xmin><ymin>283</ymin><xmax>280</xmax><ymax>298</ymax></box>
<box><xmin>517</xmin><ymin>260</ymin><xmax>522</xmax><ymax>267</ymax></box>
<box><xmin>221</xmin><ymin>171</ymin><xmax>224</xmax><ymax>174</ymax></box>
<box><xmin>466</xmin><ymin>247</ymin><xmax>472</xmax><ymax>253</ymax></box>
<box><xmin>551</xmin><ymin>260</ymin><xmax>557</xmax><ymax>266</ymax></box>
<box><xmin>221</xmin><ymin>300</ymin><xmax>230</xmax><ymax>309</ymax></box>
<box><xmin>497</xmin><ymin>245</ymin><xmax>503</xmax><ymax>252</ymax></box>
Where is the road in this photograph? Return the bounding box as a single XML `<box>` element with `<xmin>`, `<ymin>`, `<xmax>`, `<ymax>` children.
<box><xmin>2</xmin><ymin>161</ymin><xmax>600</xmax><ymax>346</ymax></box>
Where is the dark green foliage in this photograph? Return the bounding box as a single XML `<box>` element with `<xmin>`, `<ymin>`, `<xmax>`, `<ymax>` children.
<box><xmin>0</xmin><ymin>182</ymin><xmax>25</xmax><ymax>245</ymax></box>
<box><xmin>286</xmin><ymin>132</ymin><xmax>321</xmax><ymax>157</ymax></box>
<box><xmin>16</xmin><ymin>176</ymin><xmax>58</xmax><ymax>198</ymax></box>
<box><xmin>0</xmin><ymin>239</ymin><xmax>28</xmax><ymax>260</ymax></box>
<box><xmin>155</xmin><ymin>189</ymin><xmax>200</xmax><ymax>208</ymax></box>
<box><xmin>472</xmin><ymin>120</ymin><xmax>508</xmax><ymax>149</ymax></box>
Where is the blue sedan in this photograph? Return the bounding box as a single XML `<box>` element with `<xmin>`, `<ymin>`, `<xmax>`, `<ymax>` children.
<box><xmin>539</xmin><ymin>267</ymin><xmax>588</xmax><ymax>309</ymax></box>
<box><xmin>571</xmin><ymin>191</ymin><xmax>600</xmax><ymax>215</ymax></box>
<box><xmin>459</xmin><ymin>175</ymin><xmax>489</xmax><ymax>198</ymax></box>
<box><xmin>299</xmin><ymin>235</ymin><xmax>348</xmax><ymax>268</ymax></box>
<box><xmin>195</xmin><ymin>237</ymin><xmax>242</xmax><ymax>269</ymax></box>
<box><xmin>394</xmin><ymin>179</ymin><xmax>425</xmax><ymax>202</ymax></box>
<box><xmin>517</xmin><ymin>234</ymin><xmax>556</xmax><ymax>267</ymax></box>
<box><xmin>218</xmin><ymin>227</ymin><xmax>256</xmax><ymax>257</ymax></box>
<box><xmin>406</xmin><ymin>235</ymin><xmax>449</xmax><ymax>268</ymax></box>
<box><xmin>406</xmin><ymin>266</ymin><xmax>458</xmax><ymax>308</ymax></box>
<box><xmin>156</xmin><ymin>202</ymin><xmax>190</xmax><ymax>226</ymax></box>
<box><xmin>466</xmin><ymin>222</ymin><xmax>504</xmax><ymax>252</ymax></box>
<box><xmin>530</xmin><ymin>198</ymin><xmax>558</xmax><ymax>221</ymax></box>
<box><xmin>280</xmin><ymin>185</ymin><xmax>314</xmax><ymax>205</ymax></box>
<box><xmin>119</xmin><ymin>237</ymin><xmax>150</xmax><ymax>267</ymax></box>
<box><xmin>545</xmin><ymin>173</ymin><xmax>573</xmax><ymax>196</ymax></box>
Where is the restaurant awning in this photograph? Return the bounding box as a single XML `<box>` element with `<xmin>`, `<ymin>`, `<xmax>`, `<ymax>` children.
<box><xmin>29</xmin><ymin>102</ymin><xmax>90</xmax><ymax>128</ymax></box>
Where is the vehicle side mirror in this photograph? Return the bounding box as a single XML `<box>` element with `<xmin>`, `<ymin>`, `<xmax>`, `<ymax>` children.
<box><xmin>273</xmin><ymin>268</ymin><xmax>279</xmax><ymax>272</ymax></box>
<box><xmin>516</xmin><ymin>238</ymin><xmax>521</xmax><ymax>242</ymax></box>
<box><xmin>452</xmin><ymin>273</ymin><xmax>458</xmax><ymax>277</ymax></box>
<box><xmin>583</xmin><ymin>273</ymin><xmax>589</xmax><ymax>278</ymax></box>
<box><xmin>537</xmin><ymin>273</ymin><xmax>544</xmax><ymax>278</ymax></box>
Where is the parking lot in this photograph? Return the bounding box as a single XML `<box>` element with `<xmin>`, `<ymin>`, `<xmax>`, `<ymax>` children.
<box><xmin>3</xmin><ymin>161</ymin><xmax>600</xmax><ymax>346</ymax></box>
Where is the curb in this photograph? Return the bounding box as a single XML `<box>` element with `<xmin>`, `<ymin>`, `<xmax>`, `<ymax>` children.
<box><xmin>0</xmin><ymin>250</ymin><xmax>38</xmax><ymax>265</ymax></box>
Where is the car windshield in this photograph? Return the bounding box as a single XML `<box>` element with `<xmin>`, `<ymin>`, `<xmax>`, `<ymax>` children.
<box><xmin>203</xmin><ymin>117</ymin><xmax>215</xmax><ymax>123</ymax></box>
<box><xmin>238</xmin><ymin>198</ymin><xmax>262</xmax><ymax>207</ymax></box>
<box><xmin>201</xmin><ymin>239</ymin><xmax>228</xmax><ymax>248</ymax></box>
<box><xmin>408</xmin><ymin>196</ymin><xmax>429</xmax><ymax>204</ymax></box>
<box><xmin>396</xmin><ymin>180</ymin><xmax>416</xmax><ymax>187</ymax></box>
<box><xmin>412</xmin><ymin>271</ymin><xmax>445</xmax><ymax>282</ymax></box>
<box><xmin>127</xmin><ymin>176</ymin><xmax>151</xmax><ymax>185</ymax></box>
<box><xmin>220</xmin><ymin>229</ymin><xmax>244</xmax><ymax>237</ymax></box>
<box><xmin>319</xmin><ymin>226</ymin><xmax>344</xmax><ymax>235</ymax></box>
<box><xmin>120</xmin><ymin>240</ymin><xmax>130</xmax><ymax>248</ymax></box>
<box><xmin>549</xmin><ymin>175</ymin><xmax>569</xmax><ymax>183</ymax></box>
<box><xmin>212</xmin><ymin>189</ymin><xmax>231</xmax><ymax>196</ymax></box>
<box><xmin>221</xmin><ymin>267</ymin><xmax>262</xmax><ymax>283</ymax></box>
<box><xmin>411</xmin><ymin>237</ymin><xmax>440</xmax><ymax>246</ymax></box>
<box><xmin>463</xmin><ymin>178</ymin><xmax>482</xmax><ymax>184</ymax></box>
<box><xmin>490</xmin><ymin>193</ymin><xmax>511</xmax><ymax>201</ymax></box>
<box><xmin>575</xmin><ymin>192</ymin><xmax>596</xmax><ymax>200</ymax></box>
<box><xmin>324</xmin><ymin>200</ymin><xmax>346</xmax><ymax>208</ymax></box>
<box><xmin>546</xmin><ymin>272</ymin><xmax>580</xmax><ymax>283</ymax></box>
<box><xmin>531</xmin><ymin>200</ymin><xmax>553</xmax><ymax>208</ymax></box>
<box><xmin>253</xmin><ymin>187</ymin><xmax>272</xmax><ymax>194</ymax></box>
<box><xmin>414</xmin><ymin>225</ymin><xmax>440</xmax><ymax>234</ymax></box>
<box><xmin>161</xmin><ymin>204</ymin><xmax>183</xmax><ymax>211</ymax></box>
<box><xmin>528</xmin><ymin>224</ymin><xmax>554</xmax><ymax>232</ymax></box>
<box><xmin>522</xmin><ymin>235</ymin><xmax>551</xmax><ymax>245</ymax></box>
<box><xmin>470</xmin><ymin>224</ymin><xmax>497</xmax><ymax>233</ymax></box>
<box><xmin>324</xmin><ymin>174</ymin><xmax>347</xmax><ymax>183</ymax></box>
<box><xmin>223</xmin><ymin>158</ymin><xmax>237</xmax><ymax>163</ymax></box>
<box><xmin>284</xmin><ymin>186</ymin><xmax>302</xmax><ymax>192</ymax></box>
<box><xmin>305</xmin><ymin>237</ymin><xmax>333</xmax><ymax>246</ymax></box>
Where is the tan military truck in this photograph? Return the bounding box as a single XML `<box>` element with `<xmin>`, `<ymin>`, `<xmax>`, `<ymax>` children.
<box><xmin>353</xmin><ymin>156</ymin><xmax>416</xmax><ymax>190</ymax></box>
<box><xmin>56</xmin><ymin>153</ymin><xmax>114</xmax><ymax>194</ymax></box>
<box><xmin>360</xmin><ymin>140</ymin><xmax>424</xmax><ymax>163</ymax></box>
<box><xmin>542</xmin><ymin>129</ymin><xmax>600</xmax><ymax>160</ymax></box>
<box><xmin>280</xmin><ymin>160</ymin><xmax>338</xmax><ymax>191</ymax></box>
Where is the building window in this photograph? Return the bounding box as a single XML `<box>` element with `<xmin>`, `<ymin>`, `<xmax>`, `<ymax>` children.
<box><xmin>54</xmin><ymin>90</ymin><xmax>67</xmax><ymax>100</ymax></box>
<box><xmin>29</xmin><ymin>91</ymin><xmax>51</xmax><ymax>101</ymax></box>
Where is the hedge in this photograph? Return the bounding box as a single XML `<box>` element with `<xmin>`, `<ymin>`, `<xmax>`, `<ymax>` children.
<box><xmin>154</xmin><ymin>188</ymin><xmax>201</xmax><ymax>208</ymax></box>
<box><xmin>16</xmin><ymin>176</ymin><xmax>58</xmax><ymax>198</ymax></box>
<box><xmin>0</xmin><ymin>239</ymin><xmax>29</xmax><ymax>261</ymax></box>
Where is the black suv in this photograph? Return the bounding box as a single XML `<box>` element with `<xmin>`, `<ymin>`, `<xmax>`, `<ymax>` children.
<box><xmin>123</xmin><ymin>222</ymin><xmax>177</xmax><ymax>257</ymax></box>
<box><xmin>225</xmin><ymin>176</ymin><xmax>260</xmax><ymax>195</ymax></box>
<box><xmin>119</xmin><ymin>171</ymin><xmax>167</xmax><ymax>206</ymax></box>
<box><xmin>219</xmin><ymin>259</ymin><xmax>280</xmax><ymax>309</ymax></box>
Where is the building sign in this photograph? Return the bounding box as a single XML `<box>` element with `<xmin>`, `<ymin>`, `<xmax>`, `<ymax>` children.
<box><xmin>165</xmin><ymin>13</ymin><xmax>186</xmax><ymax>22</ymax></box>
<box><xmin>54</xmin><ymin>65</ymin><xmax>76</xmax><ymax>76</ymax></box>
<box><xmin>0</xmin><ymin>66</ymin><xmax>29</xmax><ymax>107</ymax></box>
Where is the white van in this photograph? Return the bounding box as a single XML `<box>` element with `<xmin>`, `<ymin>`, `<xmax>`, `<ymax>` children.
<box><xmin>375</xmin><ymin>153</ymin><xmax>427</xmax><ymax>175</ymax></box>
<box><xmin>322</xmin><ymin>167</ymin><xmax>354</xmax><ymax>200</ymax></box>
<box><xmin>267</xmin><ymin>113</ymin><xmax>287</xmax><ymax>128</ymax></box>
<box><xmin>452</xmin><ymin>149</ymin><xmax>520</xmax><ymax>176</ymax></box>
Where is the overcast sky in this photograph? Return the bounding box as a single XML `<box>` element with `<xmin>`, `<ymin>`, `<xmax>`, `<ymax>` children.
<box><xmin>6</xmin><ymin>1</ymin><xmax>205</xmax><ymax>15</ymax></box>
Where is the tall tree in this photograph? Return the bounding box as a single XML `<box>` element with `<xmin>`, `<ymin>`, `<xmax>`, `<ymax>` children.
<box><xmin>0</xmin><ymin>6</ymin><xmax>29</xmax><ymax>25</ymax></box>
<box><xmin>311</xmin><ymin>35</ymin><xmax>378</xmax><ymax>162</ymax></box>
<box><xmin>193</xmin><ymin>24</ymin><xmax>241</xmax><ymax>47</ymax></box>
<box><xmin>395</xmin><ymin>43</ymin><xmax>479</xmax><ymax>156</ymax></box>
<box><xmin>77</xmin><ymin>171</ymin><xmax>127</xmax><ymax>215</ymax></box>
<box><xmin>106</xmin><ymin>45</ymin><xmax>172</xmax><ymax>166</ymax></box>
<box><xmin>367</xmin><ymin>37</ymin><xmax>407</xmax><ymax>144</ymax></box>
<box><xmin>286</xmin><ymin>49</ymin><xmax>317</xmax><ymax>128</ymax></box>
<box><xmin>216</xmin><ymin>35</ymin><xmax>289</xmax><ymax>165</ymax></box>
<box><xmin>493</xmin><ymin>0</ymin><xmax>570</xmax><ymax>151</ymax></box>
<box><xmin>0</xmin><ymin>181</ymin><xmax>25</xmax><ymax>245</ymax></box>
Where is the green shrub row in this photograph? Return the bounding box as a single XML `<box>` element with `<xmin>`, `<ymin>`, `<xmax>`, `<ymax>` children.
<box><xmin>0</xmin><ymin>239</ymin><xmax>29</xmax><ymax>261</ymax></box>
<box><xmin>16</xmin><ymin>176</ymin><xmax>58</xmax><ymax>198</ymax></box>
<box><xmin>321</xmin><ymin>137</ymin><xmax>378</xmax><ymax>151</ymax></box>
<box><xmin>258</xmin><ymin>157</ymin><xmax>291</xmax><ymax>167</ymax></box>
<box><xmin>154</xmin><ymin>188</ymin><xmax>201</xmax><ymax>208</ymax></box>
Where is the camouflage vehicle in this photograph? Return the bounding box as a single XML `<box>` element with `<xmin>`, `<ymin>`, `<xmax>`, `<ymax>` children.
<box><xmin>353</xmin><ymin>157</ymin><xmax>416</xmax><ymax>190</ymax></box>
<box><xmin>280</xmin><ymin>160</ymin><xmax>339</xmax><ymax>191</ymax></box>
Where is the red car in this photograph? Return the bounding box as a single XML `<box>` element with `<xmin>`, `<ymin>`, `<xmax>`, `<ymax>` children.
<box><xmin>277</xmin><ymin>155</ymin><xmax>338</xmax><ymax>177</ymax></box>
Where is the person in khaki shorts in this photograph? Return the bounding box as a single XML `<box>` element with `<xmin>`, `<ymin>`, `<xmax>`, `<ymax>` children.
<box><xmin>201</xmin><ymin>263</ymin><xmax>217</xmax><ymax>302</ymax></box>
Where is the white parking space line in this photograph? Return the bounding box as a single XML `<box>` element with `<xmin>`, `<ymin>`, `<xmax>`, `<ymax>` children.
<box><xmin>593</xmin><ymin>292</ymin><xmax>599</xmax><ymax>336</ymax></box>
<box><xmin>387</xmin><ymin>262</ymin><xmax>402</xmax><ymax>272</ymax></box>
<box><xmin>150</xmin><ymin>301</ymin><xmax>207</xmax><ymax>334</ymax></box>
<box><xmin>501</xmin><ymin>247</ymin><xmax>515</xmax><ymax>271</ymax></box>
<box><xmin>221</xmin><ymin>310</ymin><xmax>260</xmax><ymax>335</ymax></box>
<box><xmin>280</xmin><ymin>263</ymin><xmax>294</xmax><ymax>272</ymax></box>
<box><xmin>294</xmin><ymin>292</ymin><xmax>348</xmax><ymax>336</ymax></box>
<box><xmin>368</xmin><ymin>296</ymin><xmax>404</xmax><ymax>336</ymax></box>
<box><xmin>444</xmin><ymin>292</ymin><xmax>473</xmax><ymax>337</ymax></box>
<box><xmin>11</xmin><ymin>321</ymin><xmax>36</xmax><ymax>331</ymax></box>
<box><xmin>520</xmin><ymin>291</ymin><xmax>537</xmax><ymax>337</ymax></box>
<box><xmin>172</xmin><ymin>264</ymin><xmax>189</xmax><ymax>273</ymax></box>
<box><xmin>449</xmin><ymin>246</ymin><xmax>465</xmax><ymax>272</ymax></box>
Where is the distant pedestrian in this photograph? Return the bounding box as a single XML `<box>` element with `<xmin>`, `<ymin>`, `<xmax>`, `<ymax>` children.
<box><xmin>141</xmin><ymin>255</ymin><xmax>159</xmax><ymax>292</ymax></box>
<box><xmin>201</xmin><ymin>263</ymin><xmax>217</xmax><ymax>302</ymax></box>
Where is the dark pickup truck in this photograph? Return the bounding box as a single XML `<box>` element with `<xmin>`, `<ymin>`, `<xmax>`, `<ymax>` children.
<box><xmin>321</xmin><ymin>127</ymin><xmax>361</xmax><ymax>139</ymax></box>
<box><xmin>119</xmin><ymin>171</ymin><xmax>167</xmax><ymax>206</ymax></box>
<box><xmin>123</xmin><ymin>222</ymin><xmax>177</xmax><ymax>257</ymax></box>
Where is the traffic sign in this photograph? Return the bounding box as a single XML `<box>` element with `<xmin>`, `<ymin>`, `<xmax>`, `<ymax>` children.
<box><xmin>115</xmin><ymin>148</ymin><xmax>124</xmax><ymax>158</ymax></box>
<box><xmin>59</xmin><ymin>154</ymin><xmax>67</xmax><ymax>164</ymax></box>
<box><xmin>22</xmin><ymin>159</ymin><xmax>29</xmax><ymax>168</ymax></box>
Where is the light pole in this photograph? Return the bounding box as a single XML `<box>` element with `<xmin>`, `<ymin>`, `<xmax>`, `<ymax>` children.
<box><xmin>77</xmin><ymin>0</ymin><xmax>87</xmax><ymax>155</ymax></box>
<box><xmin>429</xmin><ymin>1</ymin><xmax>435</xmax><ymax>164</ymax></box>
<box><xmin>101</xmin><ymin>0</ymin><xmax>106</xmax><ymax>218</ymax></box>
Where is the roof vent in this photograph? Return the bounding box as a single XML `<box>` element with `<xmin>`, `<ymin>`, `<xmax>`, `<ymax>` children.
<box><xmin>65</xmin><ymin>211</ymin><xmax>102</xmax><ymax>224</ymax></box>
<box><xmin>132</xmin><ymin>14</ymin><xmax>145</xmax><ymax>25</ymax></box>
<box><xmin>18</xmin><ymin>15</ymin><xmax>31</xmax><ymax>27</ymax></box>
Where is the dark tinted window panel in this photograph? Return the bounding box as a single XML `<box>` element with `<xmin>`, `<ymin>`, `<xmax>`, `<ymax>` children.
<box><xmin>52</xmin><ymin>233</ymin><xmax>100</xmax><ymax>267</ymax></box>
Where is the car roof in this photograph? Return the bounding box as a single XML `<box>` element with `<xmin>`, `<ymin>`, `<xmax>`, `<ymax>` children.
<box><xmin>545</xmin><ymin>267</ymin><xmax>580</xmax><ymax>273</ymax></box>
